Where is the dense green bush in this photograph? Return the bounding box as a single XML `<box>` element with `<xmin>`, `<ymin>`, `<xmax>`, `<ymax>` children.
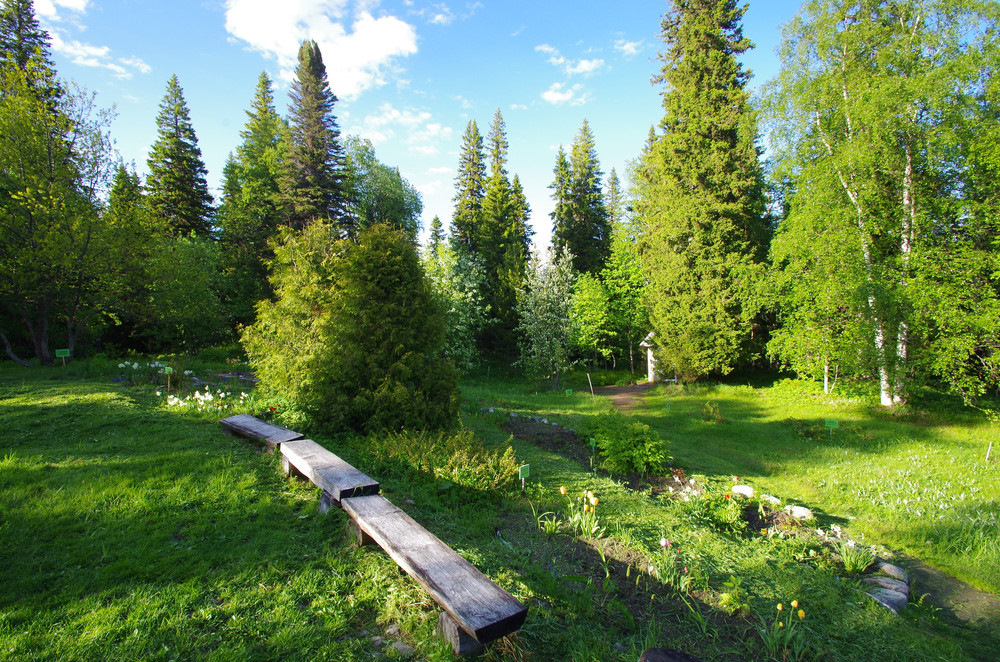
<box><xmin>243</xmin><ymin>222</ymin><xmax>459</xmax><ymax>434</ymax></box>
<box><xmin>591</xmin><ymin>409</ymin><xmax>669</xmax><ymax>476</ymax></box>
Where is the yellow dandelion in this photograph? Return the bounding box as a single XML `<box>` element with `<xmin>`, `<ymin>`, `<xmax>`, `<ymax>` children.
<box><xmin>798</xmin><ymin>609</ymin><xmax>805</xmax><ymax>620</ymax></box>
<box><xmin>590</xmin><ymin>496</ymin><xmax>599</xmax><ymax>506</ymax></box>
<box><xmin>779</xmin><ymin>622</ymin><xmax>784</xmax><ymax>628</ymax></box>
<box><xmin>791</xmin><ymin>600</ymin><xmax>799</xmax><ymax>609</ymax></box>
<box><xmin>587</xmin><ymin>490</ymin><xmax>593</xmax><ymax>499</ymax></box>
<box><xmin>777</xmin><ymin>603</ymin><xmax>783</xmax><ymax>611</ymax></box>
<box><xmin>560</xmin><ymin>486</ymin><xmax>567</xmax><ymax>495</ymax></box>
<box><xmin>584</xmin><ymin>504</ymin><xmax>590</xmax><ymax>512</ymax></box>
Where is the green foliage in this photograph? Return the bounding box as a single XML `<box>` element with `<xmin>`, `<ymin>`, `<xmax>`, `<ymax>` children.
<box><xmin>763</xmin><ymin>0</ymin><xmax>1000</xmax><ymax>406</ymax></box>
<box><xmin>684</xmin><ymin>490</ymin><xmax>746</xmax><ymax>535</ymax></box>
<box><xmin>600</xmin><ymin>191</ymin><xmax>648</xmax><ymax>374</ymax></box>
<box><xmin>345</xmin><ymin>136</ymin><xmax>422</xmax><ymax>243</ymax></box>
<box><xmin>591</xmin><ymin>409</ymin><xmax>668</xmax><ymax>476</ymax></box>
<box><xmin>837</xmin><ymin>540</ymin><xmax>876</xmax><ymax>574</ymax></box>
<box><xmin>365</xmin><ymin>428</ymin><xmax>519</xmax><ymax>495</ymax></box>
<box><xmin>145</xmin><ymin>74</ymin><xmax>214</xmax><ymax>236</ymax></box>
<box><xmin>516</xmin><ymin>248</ymin><xmax>576</xmax><ymax>389</ymax></box>
<box><xmin>243</xmin><ymin>222</ymin><xmax>459</xmax><ymax>435</ymax></box>
<box><xmin>569</xmin><ymin>273</ymin><xmax>613</xmax><ymax>362</ymax></box>
<box><xmin>0</xmin><ymin>59</ymin><xmax>117</xmax><ymax>363</ymax></box>
<box><xmin>757</xmin><ymin>601</ymin><xmax>810</xmax><ymax>661</ymax></box>
<box><xmin>421</xmin><ymin>240</ymin><xmax>485</xmax><ymax>373</ymax></box>
<box><xmin>551</xmin><ymin>120</ymin><xmax>611</xmax><ymax>275</ymax></box>
<box><xmin>217</xmin><ymin>71</ymin><xmax>287</xmax><ymax>329</ymax></box>
<box><xmin>635</xmin><ymin>0</ymin><xmax>769</xmax><ymax>381</ymax></box>
<box><xmin>717</xmin><ymin>574</ymin><xmax>752</xmax><ymax>617</ymax></box>
<box><xmin>279</xmin><ymin>40</ymin><xmax>350</xmax><ymax>233</ymax></box>
<box><xmin>449</xmin><ymin>119</ymin><xmax>486</xmax><ymax>250</ymax></box>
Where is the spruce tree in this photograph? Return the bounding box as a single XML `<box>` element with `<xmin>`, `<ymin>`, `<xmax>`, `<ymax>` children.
<box><xmin>279</xmin><ymin>40</ymin><xmax>350</xmax><ymax>234</ymax></box>
<box><xmin>549</xmin><ymin>146</ymin><xmax>572</xmax><ymax>252</ymax></box>
<box><xmin>566</xmin><ymin>119</ymin><xmax>610</xmax><ymax>274</ymax></box>
<box><xmin>450</xmin><ymin>120</ymin><xmax>486</xmax><ymax>250</ymax></box>
<box><xmin>635</xmin><ymin>0</ymin><xmax>768</xmax><ymax>380</ymax></box>
<box><xmin>0</xmin><ymin>0</ymin><xmax>55</xmax><ymax>81</ymax></box>
<box><xmin>146</xmin><ymin>74</ymin><xmax>214</xmax><ymax>237</ymax></box>
<box><xmin>217</xmin><ymin>71</ymin><xmax>287</xmax><ymax>326</ymax></box>
<box><xmin>428</xmin><ymin>215</ymin><xmax>445</xmax><ymax>252</ymax></box>
<box><xmin>479</xmin><ymin>109</ymin><xmax>530</xmax><ymax>356</ymax></box>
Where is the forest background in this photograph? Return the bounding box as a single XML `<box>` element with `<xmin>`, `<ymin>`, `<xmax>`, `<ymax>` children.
<box><xmin>2</xmin><ymin>0</ymin><xmax>999</xmax><ymax>420</ymax></box>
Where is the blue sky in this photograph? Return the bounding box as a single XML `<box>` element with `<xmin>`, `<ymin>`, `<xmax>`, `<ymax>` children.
<box><xmin>37</xmin><ymin>0</ymin><xmax>804</xmax><ymax>248</ymax></box>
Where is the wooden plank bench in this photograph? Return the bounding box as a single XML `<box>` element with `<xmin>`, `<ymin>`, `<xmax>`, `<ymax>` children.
<box><xmin>219</xmin><ymin>414</ymin><xmax>303</xmax><ymax>452</ymax></box>
<box><xmin>341</xmin><ymin>494</ymin><xmax>527</xmax><ymax>655</ymax></box>
<box><xmin>280</xmin><ymin>439</ymin><xmax>380</xmax><ymax>513</ymax></box>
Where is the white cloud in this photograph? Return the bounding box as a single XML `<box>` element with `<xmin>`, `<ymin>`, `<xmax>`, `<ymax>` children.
<box><xmin>566</xmin><ymin>58</ymin><xmax>604</xmax><ymax>76</ymax></box>
<box><xmin>428</xmin><ymin>166</ymin><xmax>451</xmax><ymax>175</ymax></box>
<box><xmin>510</xmin><ymin>103</ymin><xmax>528</xmax><ymax>111</ymax></box>
<box><xmin>38</xmin><ymin>1</ymin><xmax>150</xmax><ymax>79</ymax></box>
<box><xmin>48</xmin><ymin>31</ymin><xmax>150</xmax><ymax>79</ymax></box>
<box><xmin>35</xmin><ymin>0</ymin><xmax>89</xmax><ymax>21</ymax></box>
<box><xmin>542</xmin><ymin>82</ymin><xmax>588</xmax><ymax>106</ymax></box>
<box><xmin>224</xmin><ymin>0</ymin><xmax>418</xmax><ymax>99</ymax></box>
<box><xmin>535</xmin><ymin>44</ymin><xmax>603</xmax><ymax>77</ymax></box>
<box><xmin>614</xmin><ymin>39</ymin><xmax>643</xmax><ymax>57</ymax></box>
<box><xmin>427</xmin><ymin>3</ymin><xmax>455</xmax><ymax>25</ymax></box>
<box><xmin>353</xmin><ymin>103</ymin><xmax>452</xmax><ymax>155</ymax></box>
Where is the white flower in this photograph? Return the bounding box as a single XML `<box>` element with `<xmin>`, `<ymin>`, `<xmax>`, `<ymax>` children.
<box><xmin>155</xmin><ymin>391</ymin><xmax>161</xmax><ymax>397</ymax></box>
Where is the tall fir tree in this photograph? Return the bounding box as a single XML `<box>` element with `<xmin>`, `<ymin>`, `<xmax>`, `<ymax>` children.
<box><xmin>0</xmin><ymin>0</ymin><xmax>57</xmax><ymax>94</ymax></box>
<box><xmin>146</xmin><ymin>74</ymin><xmax>214</xmax><ymax>237</ymax></box>
<box><xmin>635</xmin><ymin>0</ymin><xmax>768</xmax><ymax>381</ymax></box>
<box><xmin>605</xmin><ymin>167</ymin><xmax>626</xmax><ymax>229</ymax></box>
<box><xmin>279</xmin><ymin>40</ymin><xmax>350</xmax><ymax>234</ymax></box>
<box><xmin>450</xmin><ymin>120</ymin><xmax>486</xmax><ymax>250</ymax></box>
<box><xmin>428</xmin><ymin>215</ymin><xmax>445</xmax><ymax>252</ymax></box>
<box><xmin>549</xmin><ymin>146</ymin><xmax>572</xmax><ymax>251</ymax></box>
<box><xmin>565</xmin><ymin>119</ymin><xmax>611</xmax><ymax>274</ymax></box>
<box><xmin>479</xmin><ymin>109</ymin><xmax>530</xmax><ymax>356</ymax></box>
<box><xmin>217</xmin><ymin>71</ymin><xmax>287</xmax><ymax>327</ymax></box>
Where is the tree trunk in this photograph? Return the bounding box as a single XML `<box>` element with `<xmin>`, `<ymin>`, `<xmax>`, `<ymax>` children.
<box><xmin>0</xmin><ymin>330</ymin><xmax>33</xmax><ymax>367</ymax></box>
<box><xmin>824</xmin><ymin>361</ymin><xmax>830</xmax><ymax>394</ymax></box>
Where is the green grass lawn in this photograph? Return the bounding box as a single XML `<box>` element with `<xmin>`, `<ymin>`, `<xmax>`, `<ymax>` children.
<box><xmin>2</xmin><ymin>362</ymin><xmax>998</xmax><ymax>661</ymax></box>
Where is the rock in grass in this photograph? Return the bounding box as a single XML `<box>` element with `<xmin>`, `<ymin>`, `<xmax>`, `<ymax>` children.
<box><xmin>785</xmin><ymin>504</ymin><xmax>814</xmax><ymax>520</ymax></box>
<box><xmin>864</xmin><ymin>575</ymin><xmax>909</xmax><ymax>597</ymax></box>
<box><xmin>866</xmin><ymin>587</ymin><xmax>908</xmax><ymax>614</ymax></box>
<box><xmin>875</xmin><ymin>560</ymin><xmax>908</xmax><ymax>582</ymax></box>
<box><xmin>731</xmin><ymin>485</ymin><xmax>755</xmax><ymax>498</ymax></box>
<box><xmin>761</xmin><ymin>494</ymin><xmax>780</xmax><ymax>505</ymax></box>
<box><xmin>391</xmin><ymin>641</ymin><xmax>415</xmax><ymax>656</ymax></box>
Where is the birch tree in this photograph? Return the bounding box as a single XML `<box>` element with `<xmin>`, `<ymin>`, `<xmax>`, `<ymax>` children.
<box><xmin>766</xmin><ymin>0</ymin><xmax>1000</xmax><ymax>405</ymax></box>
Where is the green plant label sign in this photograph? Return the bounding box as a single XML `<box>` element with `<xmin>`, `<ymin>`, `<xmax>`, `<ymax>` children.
<box><xmin>55</xmin><ymin>349</ymin><xmax>70</xmax><ymax>358</ymax></box>
<box><xmin>164</xmin><ymin>367</ymin><xmax>174</xmax><ymax>375</ymax></box>
<box><xmin>825</xmin><ymin>419</ymin><xmax>839</xmax><ymax>428</ymax></box>
<box><xmin>565</xmin><ymin>389</ymin><xmax>573</xmax><ymax>395</ymax></box>
<box><xmin>590</xmin><ymin>437</ymin><xmax>597</xmax><ymax>450</ymax></box>
<box><xmin>518</xmin><ymin>464</ymin><xmax>530</xmax><ymax>480</ymax></box>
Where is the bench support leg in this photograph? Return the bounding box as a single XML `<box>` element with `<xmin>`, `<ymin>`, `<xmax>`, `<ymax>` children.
<box><xmin>437</xmin><ymin>611</ymin><xmax>484</xmax><ymax>657</ymax></box>
<box><xmin>346</xmin><ymin>519</ymin><xmax>376</xmax><ymax>547</ymax></box>
<box><xmin>281</xmin><ymin>455</ymin><xmax>306</xmax><ymax>480</ymax></box>
<box><xmin>319</xmin><ymin>490</ymin><xmax>338</xmax><ymax>515</ymax></box>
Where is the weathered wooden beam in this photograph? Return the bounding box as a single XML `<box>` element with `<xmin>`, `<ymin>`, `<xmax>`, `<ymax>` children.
<box><xmin>341</xmin><ymin>494</ymin><xmax>527</xmax><ymax>648</ymax></box>
<box><xmin>219</xmin><ymin>414</ymin><xmax>303</xmax><ymax>452</ymax></box>
<box><xmin>280</xmin><ymin>439</ymin><xmax>380</xmax><ymax>504</ymax></box>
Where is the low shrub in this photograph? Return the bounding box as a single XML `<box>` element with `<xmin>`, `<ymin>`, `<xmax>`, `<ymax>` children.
<box><xmin>365</xmin><ymin>429</ymin><xmax>519</xmax><ymax>495</ymax></box>
<box><xmin>591</xmin><ymin>409</ymin><xmax>669</xmax><ymax>476</ymax></box>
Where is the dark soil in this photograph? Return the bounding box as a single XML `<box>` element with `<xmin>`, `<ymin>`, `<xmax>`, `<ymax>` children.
<box><xmin>501</xmin><ymin>415</ymin><xmax>698</xmax><ymax>497</ymax></box>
